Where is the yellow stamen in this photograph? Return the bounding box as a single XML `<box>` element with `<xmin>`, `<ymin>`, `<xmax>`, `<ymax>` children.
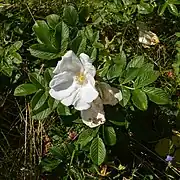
<box><xmin>76</xmin><ymin>72</ymin><xmax>86</xmax><ymax>85</ymax></box>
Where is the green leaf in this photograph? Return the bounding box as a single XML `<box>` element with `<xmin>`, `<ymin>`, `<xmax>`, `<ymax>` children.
<box><xmin>46</xmin><ymin>14</ymin><xmax>60</xmax><ymax>29</ymax></box>
<box><xmin>175</xmin><ymin>32</ymin><xmax>180</xmax><ymax>37</ymax></box>
<box><xmin>113</xmin><ymin>51</ymin><xmax>126</xmax><ymax>66</ymax></box>
<box><xmin>107</xmin><ymin>64</ymin><xmax>124</xmax><ymax>79</ymax></box>
<box><xmin>10</xmin><ymin>52</ymin><xmax>22</xmax><ymax>64</ymax></box>
<box><xmin>168</xmin><ymin>4</ymin><xmax>179</xmax><ymax>16</ymax></box>
<box><xmin>155</xmin><ymin>138</ymin><xmax>174</xmax><ymax>156</ymax></box>
<box><xmin>137</xmin><ymin>3</ymin><xmax>153</xmax><ymax>14</ymax></box>
<box><xmin>111</xmin><ymin>51</ymin><xmax>126</xmax><ymax>78</ymax></box>
<box><xmin>54</xmin><ymin>21</ymin><xmax>69</xmax><ymax>52</ymax></box>
<box><xmin>71</xmin><ymin>35</ymin><xmax>86</xmax><ymax>55</ymax></box>
<box><xmin>44</xmin><ymin>68</ymin><xmax>53</xmax><ymax>86</ymax></box>
<box><xmin>90</xmin><ymin>48</ymin><xmax>97</xmax><ymax>61</ymax></box>
<box><xmin>29</xmin><ymin>72</ymin><xmax>45</xmax><ymax>89</ymax></box>
<box><xmin>31</xmin><ymin>91</ymin><xmax>49</xmax><ymax>111</ymax></box>
<box><xmin>91</xmin><ymin>31</ymin><xmax>100</xmax><ymax>44</ymax></box>
<box><xmin>174</xmin><ymin>149</ymin><xmax>180</xmax><ymax>162</ymax></box>
<box><xmin>103</xmin><ymin>126</ymin><xmax>116</xmax><ymax>146</ymax></box>
<box><xmin>90</xmin><ymin>137</ymin><xmax>106</xmax><ymax>165</ymax></box>
<box><xmin>14</xmin><ymin>84</ymin><xmax>37</xmax><ymax>96</ymax></box>
<box><xmin>120</xmin><ymin>86</ymin><xmax>131</xmax><ymax>106</ymax></box>
<box><xmin>29</xmin><ymin>44</ymin><xmax>58</xmax><ymax>60</ymax></box>
<box><xmin>127</xmin><ymin>55</ymin><xmax>144</xmax><ymax>69</ymax></box>
<box><xmin>1</xmin><ymin>65</ymin><xmax>13</xmax><ymax>77</ymax></box>
<box><xmin>132</xmin><ymin>89</ymin><xmax>148</xmax><ymax>111</ymax></box>
<box><xmin>48</xmin><ymin>97</ymin><xmax>59</xmax><ymax>110</ymax></box>
<box><xmin>93</xmin><ymin>42</ymin><xmax>104</xmax><ymax>49</ymax></box>
<box><xmin>32</xmin><ymin>103</ymin><xmax>52</xmax><ymax>120</ymax></box>
<box><xmin>142</xmin><ymin>87</ymin><xmax>169</xmax><ymax>105</ymax></box>
<box><xmin>172</xmin><ymin>136</ymin><xmax>180</xmax><ymax>148</ymax></box>
<box><xmin>8</xmin><ymin>41</ymin><xmax>23</xmax><ymax>52</ymax></box>
<box><xmin>98</xmin><ymin>63</ymin><xmax>110</xmax><ymax>77</ymax></box>
<box><xmin>49</xmin><ymin>145</ymin><xmax>66</xmax><ymax>159</ymax></box>
<box><xmin>109</xmin><ymin>120</ymin><xmax>127</xmax><ymax>126</ymax></box>
<box><xmin>85</xmin><ymin>25</ymin><xmax>94</xmax><ymax>41</ymax></box>
<box><xmin>158</xmin><ymin>2</ymin><xmax>168</xmax><ymax>16</ymax></box>
<box><xmin>123</xmin><ymin>68</ymin><xmax>139</xmax><ymax>84</ymax></box>
<box><xmin>57</xmin><ymin>103</ymin><xmax>71</xmax><ymax>115</ymax></box>
<box><xmin>31</xmin><ymin>90</ymin><xmax>44</xmax><ymax>109</ymax></box>
<box><xmin>134</xmin><ymin>71</ymin><xmax>159</xmax><ymax>89</ymax></box>
<box><xmin>63</xmin><ymin>5</ymin><xmax>78</xmax><ymax>26</ymax></box>
<box><xmin>77</xmin><ymin>129</ymin><xmax>94</xmax><ymax>148</ymax></box>
<box><xmin>33</xmin><ymin>20</ymin><xmax>51</xmax><ymax>44</ymax></box>
<box><xmin>79</xmin><ymin>6</ymin><xmax>89</xmax><ymax>23</ymax></box>
<box><xmin>138</xmin><ymin>63</ymin><xmax>154</xmax><ymax>76</ymax></box>
<box><xmin>41</xmin><ymin>157</ymin><xmax>61</xmax><ymax>173</ymax></box>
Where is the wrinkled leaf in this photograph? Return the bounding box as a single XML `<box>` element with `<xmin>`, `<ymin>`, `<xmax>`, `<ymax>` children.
<box><xmin>10</xmin><ymin>52</ymin><xmax>22</xmax><ymax>64</ymax></box>
<box><xmin>46</xmin><ymin>14</ymin><xmax>60</xmax><ymax>29</ymax></box>
<box><xmin>8</xmin><ymin>41</ymin><xmax>23</xmax><ymax>52</ymax></box>
<box><xmin>103</xmin><ymin>126</ymin><xmax>116</xmax><ymax>146</ymax></box>
<box><xmin>57</xmin><ymin>103</ymin><xmax>71</xmax><ymax>116</ymax></box>
<box><xmin>29</xmin><ymin>72</ymin><xmax>45</xmax><ymax>89</ymax></box>
<box><xmin>132</xmin><ymin>89</ymin><xmax>148</xmax><ymax>111</ymax></box>
<box><xmin>123</xmin><ymin>68</ymin><xmax>139</xmax><ymax>84</ymax></box>
<box><xmin>44</xmin><ymin>68</ymin><xmax>53</xmax><ymax>86</ymax></box>
<box><xmin>33</xmin><ymin>20</ymin><xmax>51</xmax><ymax>44</ymax></box>
<box><xmin>14</xmin><ymin>83</ymin><xmax>37</xmax><ymax>96</ymax></box>
<box><xmin>32</xmin><ymin>104</ymin><xmax>52</xmax><ymax>120</ymax></box>
<box><xmin>48</xmin><ymin>97</ymin><xmax>59</xmax><ymax>110</ymax></box>
<box><xmin>54</xmin><ymin>21</ymin><xmax>69</xmax><ymax>52</ymax></box>
<box><xmin>168</xmin><ymin>4</ymin><xmax>179</xmax><ymax>16</ymax></box>
<box><xmin>63</xmin><ymin>5</ymin><xmax>78</xmax><ymax>26</ymax></box>
<box><xmin>29</xmin><ymin>44</ymin><xmax>58</xmax><ymax>60</ymax></box>
<box><xmin>134</xmin><ymin>71</ymin><xmax>159</xmax><ymax>89</ymax></box>
<box><xmin>127</xmin><ymin>55</ymin><xmax>144</xmax><ymax>69</ymax></box>
<box><xmin>90</xmin><ymin>137</ymin><xmax>106</xmax><ymax>165</ymax></box>
<box><xmin>143</xmin><ymin>87</ymin><xmax>169</xmax><ymax>105</ymax></box>
<box><xmin>71</xmin><ymin>35</ymin><xmax>86</xmax><ymax>55</ymax></box>
<box><xmin>31</xmin><ymin>91</ymin><xmax>49</xmax><ymax>111</ymax></box>
<box><xmin>120</xmin><ymin>86</ymin><xmax>131</xmax><ymax>106</ymax></box>
<box><xmin>77</xmin><ymin>129</ymin><xmax>95</xmax><ymax>148</ymax></box>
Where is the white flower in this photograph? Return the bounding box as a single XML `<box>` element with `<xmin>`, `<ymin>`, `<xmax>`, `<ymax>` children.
<box><xmin>49</xmin><ymin>50</ymin><xmax>99</xmax><ymax>111</ymax></box>
<box><xmin>138</xmin><ymin>30</ymin><xmax>159</xmax><ymax>48</ymax></box>
<box><xmin>97</xmin><ymin>82</ymin><xmax>122</xmax><ymax>106</ymax></box>
<box><xmin>81</xmin><ymin>97</ymin><xmax>106</xmax><ymax>128</ymax></box>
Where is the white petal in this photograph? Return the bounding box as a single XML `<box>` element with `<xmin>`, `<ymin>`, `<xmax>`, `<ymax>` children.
<box><xmin>80</xmin><ymin>53</ymin><xmax>93</xmax><ymax>64</ymax></box>
<box><xmin>81</xmin><ymin>97</ymin><xmax>106</xmax><ymax>128</ymax></box>
<box><xmin>53</xmin><ymin>50</ymin><xmax>82</xmax><ymax>74</ymax></box>
<box><xmin>72</xmin><ymin>78</ymin><xmax>98</xmax><ymax>110</ymax></box>
<box><xmin>85</xmin><ymin>73</ymin><xmax>96</xmax><ymax>86</ymax></box>
<box><xmin>49</xmin><ymin>71</ymin><xmax>73</xmax><ymax>91</ymax></box>
<box><xmin>79</xmin><ymin>53</ymin><xmax>96</xmax><ymax>77</ymax></box>
<box><xmin>80</xmin><ymin>81</ymin><xmax>99</xmax><ymax>103</ymax></box>
<box><xmin>73</xmin><ymin>98</ymin><xmax>91</xmax><ymax>111</ymax></box>
<box><xmin>49</xmin><ymin>81</ymin><xmax>79</xmax><ymax>101</ymax></box>
<box><xmin>61</xmin><ymin>88</ymin><xmax>79</xmax><ymax>106</ymax></box>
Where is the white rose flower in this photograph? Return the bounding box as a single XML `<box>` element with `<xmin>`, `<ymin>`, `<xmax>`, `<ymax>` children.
<box><xmin>81</xmin><ymin>97</ymin><xmax>106</xmax><ymax>128</ymax></box>
<box><xmin>49</xmin><ymin>50</ymin><xmax>99</xmax><ymax>111</ymax></box>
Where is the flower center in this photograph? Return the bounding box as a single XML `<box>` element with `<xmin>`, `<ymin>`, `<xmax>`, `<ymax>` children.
<box><xmin>76</xmin><ymin>72</ymin><xmax>86</xmax><ymax>85</ymax></box>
